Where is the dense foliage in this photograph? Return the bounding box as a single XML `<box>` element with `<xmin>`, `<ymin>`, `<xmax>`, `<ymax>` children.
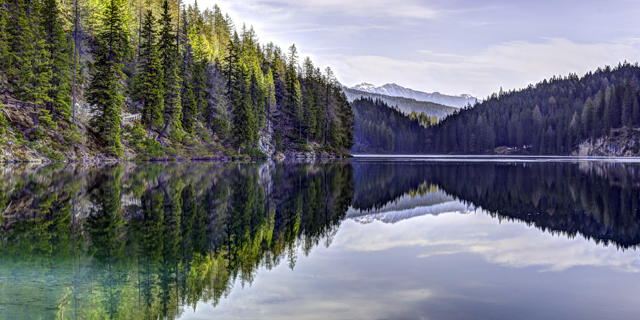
<box><xmin>352</xmin><ymin>97</ymin><xmax>429</xmax><ymax>154</ymax></box>
<box><xmin>431</xmin><ymin>63</ymin><xmax>640</xmax><ymax>154</ymax></box>
<box><xmin>0</xmin><ymin>0</ymin><xmax>354</xmax><ymax>158</ymax></box>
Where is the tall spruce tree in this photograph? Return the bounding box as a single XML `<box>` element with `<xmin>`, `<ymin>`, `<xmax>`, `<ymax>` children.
<box><xmin>41</xmin><ymin>0</ymin><xmax>72</xmax><ymax>120</ymax></box>
<box><xmin>0</xmin><ymin>0</ymin><xmax>8</xmax><ymax>85</ymax></box>
<box><xmin>86</xmin><ymin>0</ymin><xmax>130</xmax><ymax>156</ymax></box>
<box><xmin>158</xmin><ymin>0</ymin><xmax>182</xmax><ymax>138</ymax></box>
<box><xmin>206</xmin><ymin>62</ymin><xmax>227</xmax><ymax>135</ymax></box>
<box><xmin>134</xmin><ymin>9</ymin><xmax>164</xmax><ymax>132</ymax></box>
<box><xmin>9</xmin><ymin>0</ymin><xmax>52</xmax><ymax>125</ymax></box>
<box><xmin>231</xmin><ymin>60</ymin><xmax>255</xmax><ymax>147</ymax></box>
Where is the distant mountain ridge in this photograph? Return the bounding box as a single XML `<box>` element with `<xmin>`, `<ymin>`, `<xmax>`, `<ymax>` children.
<box><xmin>351</xmin><ymin>82</ymin><xmax>479</xmax><ymax>108</ymax></box>
<box><xmin>341</xmin><ymin>86</ymin><xmax>456</xmax><ymax>120</ymax></box>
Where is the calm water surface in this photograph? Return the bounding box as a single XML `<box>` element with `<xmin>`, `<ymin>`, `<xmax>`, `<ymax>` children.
<box><xmin>1</xmin><ymin>159</ymin><xmax>640</xmax><ymax>319</ymax></box>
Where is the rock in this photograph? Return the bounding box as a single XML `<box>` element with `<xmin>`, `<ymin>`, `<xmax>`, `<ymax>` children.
<box><xmin>273</xmin><ymin>152</ymin><xmax>286</xmax><ymax>161</ymax></box>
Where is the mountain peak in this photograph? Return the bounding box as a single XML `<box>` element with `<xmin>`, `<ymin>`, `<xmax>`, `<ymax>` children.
<box><xmin>348</xmin><ymin>83</ymin><xmax>479</xmax><ymax>108</ymax></box>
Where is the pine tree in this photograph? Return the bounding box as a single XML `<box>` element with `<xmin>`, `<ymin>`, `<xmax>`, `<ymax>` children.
<box><xmin>285</xmin><ymin>44</ymin><xmax>301</xmax><ymax>129</ymax></box>
<box><xmin>9</xmin><ymin>0</ymin><xmax>52</xmax><ymax>124</ymax></box>
<box><xmin>158</xmin><ymin>0</ymin><xmax>182</xmax><ymax>138</ymax></box>
<box><xmin>231</xmin><ymin>60</ymin><xmax>255</xmax><ymax>147</ymax></box>
<box><xmin>609</xmin><ymin>84</ymin><xmax>621</xmax><ymax>129</ymax></box>
<box><xmin>86</xmin><ymin>0</ymin><xmax>130</xmax><ymax>156</ymax></box>
<box><xmin>205</xmin><ymin>62</ymin><xmax>227</xmax><ymax>136</ymax></box>
<box><xmin>337</xmin><ymin>90</ymin><xmax>355</xmax><ymax>149</ymax></box>
<box><xmin>264</xmin><ymin>67</ymin><xmax>276</xmax><ymax>127</ymax></box>
<box><xmin>302</xmin><ymin>89</ymin><xmax>318</xmax><ymax>141</ymax></box>
<box><xmin>134</xmin><ymin>9</ymin><xmax>164</xmax><ymax>132</ymax></box>
<box><xmin>0</xmin><ymin>0</ymin><xmax>8</xmax><ymax>84</ymax></box>
<box><xmin>180</xmin><ymin>5</ymin><xmax>196</xmax><ymax>134</ymax></box>
<box><xmin>41</xmin><ymin>0</ymin><xmax>72</xmax><ymax>120</ymax></box>
<box><xmin>633</xmin><ymin>97</ymin><xmax>639</xmax><ymax>127</ymax></box>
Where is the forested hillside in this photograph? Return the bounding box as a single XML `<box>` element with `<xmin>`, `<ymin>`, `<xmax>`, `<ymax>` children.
<box><xmin>342</xmin><ymin>86</ymin><xmax>455</xmax><ymax>120</ymax></box>
<box><xmin>352</xmin><ymin>98</ymin><xmax>429</xmax><ymax>154</ymax></box>
<box><xmin>431</xmin><ymin>63</ymin><xmax>640</xmax><ymax>155</ymax></box>
<box><xmin>0</xmin><ymin>0</ymin><xmax>354</xmax><ymax>162</ymax></box>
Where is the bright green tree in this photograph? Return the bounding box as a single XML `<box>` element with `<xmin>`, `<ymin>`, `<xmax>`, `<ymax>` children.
<box><xmin>8</xmin><ymin>0</ymin><xmax>52</xmax><ymax>125</ymax></box>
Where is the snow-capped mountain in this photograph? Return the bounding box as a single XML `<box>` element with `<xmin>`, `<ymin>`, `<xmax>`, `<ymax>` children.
<box><xmin>350</xmin><ymin>82</ymin><xmax>479</xmax><ymax>108</ymax></box>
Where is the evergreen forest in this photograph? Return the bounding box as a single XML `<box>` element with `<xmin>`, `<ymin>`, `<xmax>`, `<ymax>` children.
<box><xmin>0</xmin><ymin>0</ymin><xmax>355</xmax><ymax>161</ymax></box>
<box><xmin>352</xmin><ymin>97</ymin><xmax>430</xmax><ymax>154</ymax></box>
<box><xmin>430</xmin><ymin>63</ymin><xmax>640</xmax><ymax>155</ymax></box>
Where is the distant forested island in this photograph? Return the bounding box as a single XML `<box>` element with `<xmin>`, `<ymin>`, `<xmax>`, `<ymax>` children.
<box><xmin>0</xmin><ymin>0</ymin><xmax>354</xmax><ymax>162</ymax></box>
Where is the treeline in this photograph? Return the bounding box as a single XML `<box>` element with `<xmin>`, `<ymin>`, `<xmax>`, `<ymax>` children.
<box><xmin>0</xmin><ymin>0</ymin><xmax>354</xmax><ymax>158</ymax></box>
<box><xmin>431</xmin><ymin>63</ymin><xmax>640</xmax><ymax>154</ymax></box>
<box><xmin>352</xmin><ymin>98</ymin><xmax>429</xmax><ymax>154</ymax></box>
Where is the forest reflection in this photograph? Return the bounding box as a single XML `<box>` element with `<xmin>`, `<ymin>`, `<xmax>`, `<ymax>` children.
<box><xmin>0</xmin><ymin>161</ymin><xmax>353</xmax><ymax>320</ymax></box>
<box><xmin>352</xmin><ymin>160</ymin><xmax>640</xmax><ymax>248</ymax></box>
<box><xmin>2</xmin><ymin>159</ymin><xmax>640</xmax><ymax>319</ymax></box>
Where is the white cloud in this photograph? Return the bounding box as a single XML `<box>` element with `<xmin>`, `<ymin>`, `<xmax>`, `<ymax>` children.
<box><xmin>326</xmin><ymin>38</ymin><xmax>640</xmax><ymax>97</ymax></box>
<box><xmin>212</xmin><ymin>0</ymin><xmax>439</xmax><ymax>20</ymax></box>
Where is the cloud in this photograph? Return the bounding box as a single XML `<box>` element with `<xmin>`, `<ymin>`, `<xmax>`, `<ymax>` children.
<box><xmin>214</xmin><ymin>0</ymin><xmax>439</xmax><ymax>20</ymax></box>
<box><xmin>327</xmin><ymin>38</ymin><xmax>640</xmax><ymax>96</ymax></box>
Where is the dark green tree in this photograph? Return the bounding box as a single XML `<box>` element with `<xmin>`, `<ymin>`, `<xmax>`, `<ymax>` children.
<box><xmin>134</xmin><ymin>9</ymin><xmax>164</xmax><ymax>132</ymax></box>
<box><xmin>41</xmin><ymin>0</ymin><xmax>73</xmax><ymax>119</ymax></box>
<box><xmin>86</xmin><ymin>0</ymin><xmax>131</xmax><ymax>156</ymax></box>
<box><xmin>157</xmin><ymin>0</ymin><xmax>182</xmax><ymax>138</ymax></box>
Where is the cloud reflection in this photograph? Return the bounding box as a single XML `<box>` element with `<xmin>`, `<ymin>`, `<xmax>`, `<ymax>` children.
<box><xmin>337</xmin><ymin>210</ymin><xmax>640</xmax><ymax>272</ymax></box>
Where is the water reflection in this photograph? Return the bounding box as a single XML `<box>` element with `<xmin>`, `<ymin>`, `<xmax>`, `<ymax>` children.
<box><xmin>0</xmin><ymin>162</ymin><xmax>353</xmax><ymax>320</ymax></box>
<box><xmin>351</xmin><ymin>160</ymin><xmax>640</xmax><ymax>248</ymax></box>
<box><xmin>1</xmin><ymin>159</ymin><xmax>640</xmax><ymax>319</ymax></box>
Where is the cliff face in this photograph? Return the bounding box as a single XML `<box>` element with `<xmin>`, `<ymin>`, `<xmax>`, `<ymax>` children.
<box><xmin>573</xmin><ymin>129</ymin><xmax>640</xmax><ymax>157</ymax></box>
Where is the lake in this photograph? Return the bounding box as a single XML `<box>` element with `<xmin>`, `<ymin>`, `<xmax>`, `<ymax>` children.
<box><xmin>1</xmin><ymin>158</ymin><xmax>640</xmax><ymax>319</ymax></box>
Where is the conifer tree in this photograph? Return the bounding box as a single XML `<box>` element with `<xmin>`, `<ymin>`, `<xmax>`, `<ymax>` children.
<box><xmin>303</xmin><ymin>90</ymin><xmax>318</xmax><ymax>141</ymax></box>
<box><xmin>158</xmin><ymin>0</ymin><xmax>182</xmax><ymax>137</ymax></box>
<box><xmin>205</xmin><ymin>62</ymin><xmax>227</xmax><ymax>135</ymax></box>
<box><xmin>265</xmin><ymin>67</ymin><xmax>276</xmax><ymax>126</ymax></box>
<box><xmin>179</xmin><ymin>6</ymin><xmax>196</xmax><ymax>133</ymax></box>
<box><xmin>231</xmin><ymin>61</ymin><xmax>255</xmax><ymax>147</ymax></box>
<box><xmin>0</xmin><ymin>0</ymin><xmax>8</xmax><ymax>84</ymax></box>
<box><xmin>633</xmin><ymin>97</ymin><xmax>640</xmax><ymax>127</ymax></box>
<box><xmin>86</xmin><ymin>0</ymin><xmax>130</xmax><ymax>156</ymax></box>
<box><xmin>622</xmin><ymin>81</ymin><xmax>634</xmax><ymax>127</ymax></box>
<box><xmin>41</xmin><ymin>0</ymin><xmax>73</xmax><ymax>119</ymax></box>
<box><xmin>9</xmin><ymin>0</ymin><xmax>52</xmax><ymax>124</ymax></box>
<box><xmin>285</xmin><ymin>44</ymin><xmax>301</xmax><ymax>129</ymax></box>
<box><xmin>134</xmin><ymin>9</ymin><xmax>164</xmax><ymax>132</ymax></box>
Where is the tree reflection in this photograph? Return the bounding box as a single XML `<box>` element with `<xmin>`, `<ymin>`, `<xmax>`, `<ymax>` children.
<box><xmin>0</xmin><ymin>161</ymin><xmax>353</xmax><ymax>319</ymax></box>
<box><xmin>352</xmin><ymin>161</ymin><xmax>640</xmax><ymax>248</ymax></box>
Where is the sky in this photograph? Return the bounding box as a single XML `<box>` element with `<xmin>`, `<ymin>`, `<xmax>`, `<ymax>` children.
<box><xmin>196</xmin><ymin>0</ymin><xmax>640</xmax><ymax>98</ymax></box>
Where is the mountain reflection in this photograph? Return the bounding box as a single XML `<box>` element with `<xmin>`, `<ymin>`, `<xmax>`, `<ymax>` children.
<box><xmin>351</xmin><ymin>160</ymin><xmax>640</xmax><ymax>248</ymax></box>
<box><xmin>0</xmin><ymin>162</ymin><xmax>353</xmax><ymax>320</ymax></box>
